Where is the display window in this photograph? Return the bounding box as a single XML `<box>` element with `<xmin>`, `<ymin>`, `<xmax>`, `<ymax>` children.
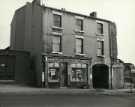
<box><xmin>71</xmin><ymin>63</ymin><xmax>87</xmax><ymax>82</ymax></box>
<box><xmin>48</xmin><ymin>62</ymin><xmax>60</xmax><ymax>82</ymax></box>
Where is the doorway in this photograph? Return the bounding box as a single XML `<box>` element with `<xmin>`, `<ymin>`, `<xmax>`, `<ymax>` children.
<box><xmin>92</xmin><ymin>64</ymin><xmax>109</xmax><ymax>89</ymax></box>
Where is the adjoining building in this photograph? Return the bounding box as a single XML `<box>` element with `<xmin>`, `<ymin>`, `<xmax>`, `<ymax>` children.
<box><xmin>10</xmin><ymin>0</ymin><xmax>120</xmax><ymax>89</ymax></box>
<box><xmin>0</xmin><ymin>48</ymin><xmax>35</xmax><ymax>85</ymax></box>
<box><xmin>111</xmin><ymin>59</ymin><xmax>124</xmax><ymax>89</ymax></box>
<box><xmin>124</xmin><ymin>63</ymin><xmax>135</xmax><ymax>88</ymax></box>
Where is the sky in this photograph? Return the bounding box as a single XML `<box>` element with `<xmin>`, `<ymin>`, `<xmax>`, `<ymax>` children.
<box><xmin>0</xmin><ymin>0</ymin><xmax>135</xmax><ymax>64</ymax></box>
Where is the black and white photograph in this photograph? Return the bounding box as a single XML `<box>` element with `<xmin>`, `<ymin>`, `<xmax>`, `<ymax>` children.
<box><xmin>0</xmin><ymin>0</ymin><xmax>135</xmax><ymax>107</ymax></box>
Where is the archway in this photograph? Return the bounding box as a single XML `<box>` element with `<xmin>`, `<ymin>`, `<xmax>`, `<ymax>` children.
<box><xmin>92</xmin><ymin>64</ymin><xmax>109</xmax><ymax>89</ymax></box>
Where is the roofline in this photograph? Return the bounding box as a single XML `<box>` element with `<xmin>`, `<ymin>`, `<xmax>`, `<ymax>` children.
<box><xmin>13</xmin><ymin>1</ymin><xmax>114</xmax><ymax>24</ymax></box>
<box><xmin>0</xmin><ymin>49</ymin><xmax>30</xmax><ymax>54</ymax></box>
<box><xmin>42</xmin><ymin>6</ymin><xmax>114</xmax><ymax>23</ymax></box>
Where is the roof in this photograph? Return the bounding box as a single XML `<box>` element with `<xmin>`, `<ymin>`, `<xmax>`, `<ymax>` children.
<box><xmin>30</xmin><ymin>1</ymin><xmax>114</xmax><ymax>24</ymax></box>
<box><xmin>42</xmin><ymin>6</ymin><xmax>114</xmax><ymax>24</ymax></box>
<box><xmin>13</xmin><ymin>2</ymin><xmax>114</xmax><ymax>25</ymax></box>
<box><xmin>0</xmin><ymin>49</ymin><xmax>30</xmax><ymax>55</ymax></box>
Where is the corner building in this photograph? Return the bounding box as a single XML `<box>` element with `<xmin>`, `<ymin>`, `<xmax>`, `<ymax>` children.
<box><xmin>10</xmin><ymin>0</ymin><xmax>118</xmax><ymax>89</ymax></box>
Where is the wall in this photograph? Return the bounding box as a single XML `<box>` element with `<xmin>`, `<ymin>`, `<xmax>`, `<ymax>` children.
<box><xmin>10</xmin><ymin>7</ymin><xmax>25</xmax><ymax>50</ymax></box>
<box><xmin>112</xmin><ymin>63</ymin><xmax>124</xmax><ymax>89</ymax></box>
<box><xmin>0</xmin><ymin>50</ymin><xmax>35</xmax><ymax>85</ymax></box>
<box><xmin>15</xmin><ymin>51</ymin><xmax>36</xmax><ymax>85</ymax></box>
<box><xmin>10</xmin><ymin>2</ymin><xmax>43</xmax><ymax>86</ymax></box>
<box><xmin>42</xmin><ymin>8</ymin><xmax>111</xmax><ymax>65</ymax></box>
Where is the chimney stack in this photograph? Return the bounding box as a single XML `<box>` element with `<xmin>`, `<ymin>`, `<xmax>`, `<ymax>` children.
<box><xmin>90</xmin><ymin>12</ymin><xmax>97</xmax><ymax>18</ymax></box>
<box><xmin>33</xmin><ymin>0</ymin><xmax>45</xmax><ymax>6</ymax></box>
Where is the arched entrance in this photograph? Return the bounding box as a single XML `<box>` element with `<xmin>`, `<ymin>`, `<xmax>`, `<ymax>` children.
<box><xmin>92</xmin><ymin>64</ymin><xmax>109</xmax><ymax>89</ymax></box>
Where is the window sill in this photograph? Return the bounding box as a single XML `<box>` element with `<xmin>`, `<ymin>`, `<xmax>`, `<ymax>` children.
<box><xmin>52</xmin><ymin>26</ymin><xmax>64</xmax><ymax>30</ymax></box>
<box><xmin>75</xmin><ymin>35</ymin><xmax>84</xmax><ymax>39</ymax></box>
<box><xmin>75</xmin><ymin>53</ymin><xmax>86</xmax><ymax>56</ymax></box>
<box><xmin>52</xmin><ymin>52</ymin><xmax>63</xmax><ymax>55</ymax></box>
<box><xmin>96</xmin><ymin>33</ymin><xmax>104</xmax><ymax>36</ymax></box>
<box><xmin>70</xmin><ymin>80</ymin><xmax>87</xmax><ymax>82</ymax></box>
<box><xmin>51</xmin><ymin>32</ymin><xmax>63</xmax><ymax>36</ymax></box>
<box><xmin>97</xmin><ymin>55</ymin><xmax>105</xmax><ymax>58</ymax></box>
<box><xmin>74</xmin><ymin>29</ymin><xmax>85</xmax><ymax>33</ymax></box>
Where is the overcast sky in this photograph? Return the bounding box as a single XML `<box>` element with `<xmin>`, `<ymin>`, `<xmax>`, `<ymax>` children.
<box><xmin>0</xmin><ymin>0</ymin><xmax>135</xmax><ymax>64</ymax></box>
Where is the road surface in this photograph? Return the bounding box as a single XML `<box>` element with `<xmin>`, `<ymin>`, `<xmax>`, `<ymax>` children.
<box><xmin>0</xmin><ymin>94</ymin><xmax>135</xmax><ymax>107</ymax></box>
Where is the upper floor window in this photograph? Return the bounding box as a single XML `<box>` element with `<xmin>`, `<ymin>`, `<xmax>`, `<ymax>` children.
<box><xmin>76</xmin><ymin>19</ymin><xmax>83</xmax><ymax>31</ymax></box>
<box><xmin>53</xmin><ymin>14</ymin><xmax>62</xmax><ymax>28</ymax></box>
<box><xmin>76</xmin><ymin>38</ymin><xmax>83</xmax><ymax>54</ymax></box>
<box><xmin>97</xmin><ymin>23</ymin><xmax>103</xmax><ymax>34</ymax></box>
<box><xmin>97</xmin><ymin>40</ymin><xmax>104</xmax><ymax>56</ymax></box>
<box><xmin>52</xmin><ymin>36</ymin><xmax>62</xmax><ymax>52</ymax></box>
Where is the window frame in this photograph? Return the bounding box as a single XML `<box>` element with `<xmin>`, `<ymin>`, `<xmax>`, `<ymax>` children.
<box><xmin>53</xmin><ymin>14</ymin><xmax>62</xmax><ymax>28</ymax></box>
<box><xmin>70</xmin><ymin>63</ymin><xmax>88</xmax><ymax>82</ymax></box>
<box><xmin>48</xmin><ymin>62</ymin><xmax>60</xmax><ymax>82</ymax></box>
<box><xmin>97</xmin><ymin>40</ymin><xmax>104</xmax><ymax>56</ymax></box>
<box><xmin>75</xmin><ymin>38</ymin><xmax>84</xmax><ymax>55</ymax></box>
<box><xmin>76</xmin><ymin>18</ymin><xmax>83</xmax><ymax>31</ymax></box>
<box><xmin>52</xmin><ymin>35</ymin><xmax>62</xmax><ymax>53</ymax></box>
<box><xmin>96</xmin><ymin>21</ymin><xmax>104</xmax><ymax>36</ymax></box>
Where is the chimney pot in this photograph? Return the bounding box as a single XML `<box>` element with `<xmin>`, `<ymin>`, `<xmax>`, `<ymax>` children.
<box><xmin>90</xmin><ymin>12</ymin><xmax>97</xmax><ymax>18</ymax></box>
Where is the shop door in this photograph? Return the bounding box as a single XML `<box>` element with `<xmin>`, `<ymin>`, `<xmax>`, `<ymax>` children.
<box><xmin>61</xmin><ymin>62</ymin><xmax>68</xmax><ymax>87</ymax></box>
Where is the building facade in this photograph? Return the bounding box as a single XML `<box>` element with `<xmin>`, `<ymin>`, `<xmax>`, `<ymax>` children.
<box><xmin>112</xmin><ymin>59</ymin><xmax>124</xmax><ymax>89</ymax></box>
<box><xmin>0</xmin><ymin>49</ymin><xmax>35</xmax><ymax>85</ymax></box>
<box><xmin>124</xmin><ymin>63</ymin><xmax>135</xmax><ymax>88</ymax></box>
<box><xmin>10</xmin><ymin>0</ymin><xmax>118</xmax><ymax>88</ymax></box>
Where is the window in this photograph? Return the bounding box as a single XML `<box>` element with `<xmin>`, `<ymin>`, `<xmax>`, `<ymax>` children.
<box><xmin>97</xmin><ymin>23</ymin><xmax>103</xmax><ymax>34</ymax></box>
<box><xmin>52</xmin><ymin>36</ymin><xmax>62</xmax><ymax>52</ymax></box>
<box><xmin>71</xmin><ymin>63</ymin><xmax>87</xmax><ymax>82</ymax></box>
<box><xmin>97</xmin><ymin>41</ymin><xmax>104</xmax><ymax>56</ymax></box>
<box><xmin>76</xmin><ymin>38</ymin><xmax>83</xmax><ymax>54</ymax></box>
<box><xmin>76</xmin><ymin>19</ymin><xmax>83</xmax><ymax>31</ymax></box>
<box><xmin>48</xmin><ymin>63</ymin><xmax>60</xmax><ymax>82</ymax></box>
<box><xmin>53</xmin><ymin>14</ymin><xmax>62</xmax><ymax>27</ymax></box>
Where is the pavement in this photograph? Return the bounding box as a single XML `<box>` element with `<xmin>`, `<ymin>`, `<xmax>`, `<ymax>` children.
<box><xmin>0</xmin><ymin>84</ymin><xmax>135</xmax><ymax>96</ymax></box>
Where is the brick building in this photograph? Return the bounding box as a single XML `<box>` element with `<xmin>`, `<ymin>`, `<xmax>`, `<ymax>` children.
<box><xmin>10</xmin><ymin>0</ymin><xmax>119</xmax><ymax>88</ymax></box>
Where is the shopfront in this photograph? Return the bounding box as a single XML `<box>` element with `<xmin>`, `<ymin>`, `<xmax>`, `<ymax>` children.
<box><xmin>42</xmin><ymin>55</ymin><xmax>91</xmax><ymax>88</ymax></box>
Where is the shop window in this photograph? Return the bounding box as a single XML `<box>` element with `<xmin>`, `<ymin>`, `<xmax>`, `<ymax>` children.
<box><xmin>48</xmin><ymin>63</ymin><xmax>60</xmax><ymax>82</ymax></box>
<box><xmin>71</xmin><ymin>63</ymin><xmax>87</xmax><ymax>82</ymax></box>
